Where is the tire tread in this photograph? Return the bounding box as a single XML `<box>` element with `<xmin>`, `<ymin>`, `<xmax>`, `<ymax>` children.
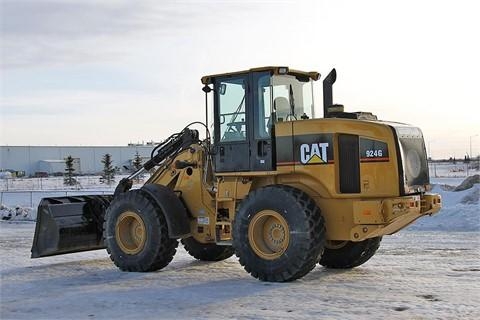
<box><xmin>233</xmin><ymin>185</ymin><xmax>326</xmax><ymax>282</ymax></box>
<box><xmin>320</xmin><ymin>237</ymin><xmax>382</xmax><ymax>269</ymax></box>
<box><xmin>104</xmin><ymin>190</ymin><xmax>178</xmax><ymax>272</ymax></box>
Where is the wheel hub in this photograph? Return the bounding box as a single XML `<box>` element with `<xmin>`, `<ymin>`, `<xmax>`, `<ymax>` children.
<box><xmin>115</xmin><ymin>211</ymin><xmax>147</xmax><ymax>255</ymax></box>
<box><xmin>248</xmin><ymin>210</ymin><xmax>290</xmax><ymax>260</ymax></box>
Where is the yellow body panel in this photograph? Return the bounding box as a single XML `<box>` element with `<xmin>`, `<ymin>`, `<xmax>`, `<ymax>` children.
<box><xmin>288</xmin><ymin>118</ymin><xmax>400</xmax><ymax>198</ymax></box>
<box><xmin>149</xmin><ymin>118</ymin><xmax>441</xmax><ymax>244</ymax></box>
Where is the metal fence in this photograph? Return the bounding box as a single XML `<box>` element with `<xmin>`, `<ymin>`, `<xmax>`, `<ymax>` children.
<box><xmin>0</xmin><ymin>175</ymin><xmax>151</xmax><ymax>210</ymax></box>
<box><xmin>428</xmin><ymin>162</ymin><xmax>477</xmax><ymax>178</ymax></box>
<box><xmin>0</xmin><ymin>190</ymin><xmax>113</xmax><ymax>208</ymax></box>
<box><xmin>0</xmin><ymin>176</ymin><xmax>119</xmax><ymax>192</ymax></box>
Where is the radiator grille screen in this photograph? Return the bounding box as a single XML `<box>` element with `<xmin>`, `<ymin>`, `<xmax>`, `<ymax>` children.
<box><xmin>338</xmin><ymin>134</ymin><xmax>360</xmax><ymax>193</ymax></box>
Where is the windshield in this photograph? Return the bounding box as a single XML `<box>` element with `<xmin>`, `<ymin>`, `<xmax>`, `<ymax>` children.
<box><xmin>271</xmin><ymin>75</ymin><xmax>314</xmax><ymax>121</ymax></box>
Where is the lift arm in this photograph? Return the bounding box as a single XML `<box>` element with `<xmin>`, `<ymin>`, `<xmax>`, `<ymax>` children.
<box><xmin>114</xmin><ymin>128</ymin><xmax>199</xmax><ymax>196</ymax></box>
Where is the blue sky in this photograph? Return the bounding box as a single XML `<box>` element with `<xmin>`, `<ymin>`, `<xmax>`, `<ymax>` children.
<box><xmin>1</xmin><ymin>0</ymin><xmax>479</xmax><ymax>158</ymax></box>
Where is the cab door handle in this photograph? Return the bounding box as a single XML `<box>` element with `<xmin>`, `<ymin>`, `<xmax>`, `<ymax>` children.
<box><xmin>257</xmin><ymin>140</ymin><xmax>268</xmax><ymax>157</ymax></box>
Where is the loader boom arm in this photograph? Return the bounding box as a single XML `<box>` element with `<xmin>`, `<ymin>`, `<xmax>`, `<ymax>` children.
<box><xmin>32</xmin><ymin>128</ymin><xmax>200</xmax><ymax>258</ymax></box>
<box><xmin>143</xmin><ymin>128</ymin><xmax>199</xmax><ymax>171</ymax></box>
<box><xmin>115</xmin><ymin>128</ymin><xmax>200</xmax><ymax>196</ymax></box>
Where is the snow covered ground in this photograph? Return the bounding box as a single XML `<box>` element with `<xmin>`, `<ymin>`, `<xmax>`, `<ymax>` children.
<box><xmin>1</xmin><ymin>223</ymin><xmax>479</xmax><ymax>320</ymax></box>
<box><xmin>0</xmin><ymin>164</ymin><xmax>478</xmax><ymax>319</ymax></box>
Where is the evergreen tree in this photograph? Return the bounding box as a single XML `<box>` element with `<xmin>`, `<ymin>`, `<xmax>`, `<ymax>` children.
<box><xmin>101</xmin><ymin>153</ymin><xmax>115</xmax><ymax>185</ymax></box>
<box><xmin>132</xmin><ymin>151</ymin><xmax>143</xmax><ymax>182</ymax></box>
<box><xmin>64</xmin><ymin>155</ymin><xmax>76</xmax><ymax>186</ymax></box>
<box><xmin>132</xmin><ymin>151</ymin><xmax>143</xmax><ymax>171</ymax></box>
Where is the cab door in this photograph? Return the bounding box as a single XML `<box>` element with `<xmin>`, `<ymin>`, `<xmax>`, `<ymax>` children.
<box><xmin>213</xmin><ymin>72</ymin><xmax>274</xmax><ymax>173</ymax></box>
<box><xmin>214</xmin><ymin>75</ymin><xmax>250</xmax><ymax>172</ymax></box>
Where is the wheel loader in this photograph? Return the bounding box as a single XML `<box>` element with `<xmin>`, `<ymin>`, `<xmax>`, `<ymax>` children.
<box><xmin>31</xmin><ymin>66</ymin><xmax>442</xmax><ymax>282</ymax></box>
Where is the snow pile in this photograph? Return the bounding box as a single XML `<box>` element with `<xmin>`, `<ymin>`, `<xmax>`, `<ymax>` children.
<box><xmin>408</xmin><ymin>177</ymin><xmax>479</xmax><ymax>232</ymax></box>
<box><xmin>455</xmin><ymin>174</ymin><xmax>480</xmax><ymax>191</ymax></box>
<box><xmin>0</xmin><ymin>204</ymin><xmax>35</xmax><ymax>221</ymax></box>
<box><xmin>0</xmin><ymin>171</ymin><xmax>13</xmax><ymax>179</ymax></box>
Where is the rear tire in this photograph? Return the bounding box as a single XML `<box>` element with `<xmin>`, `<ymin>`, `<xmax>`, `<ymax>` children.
<box><xmin>319</xmin><ymin>237</ymin><xmax>382</xmax><ymax>269</ymax></box>
<box><xmin>104</xmin><ymin>190</ymin><xmax>178</xmax><ymax>272</ymax></box>
<box><xmin>181</xmin><ymin>237</ymin><xmax>234</xmax><ymax>261</ymax></box>
<box><xmin>233</xmin><ymin>185</ymin><xmax>326</xmax><ymax>282</ymax></box>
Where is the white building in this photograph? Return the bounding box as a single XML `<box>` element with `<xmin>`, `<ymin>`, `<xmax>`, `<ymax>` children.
<box><xmin>0</xmin><ymin>145</ymin><xmax>153</xmax><ymax>177</ymax></box>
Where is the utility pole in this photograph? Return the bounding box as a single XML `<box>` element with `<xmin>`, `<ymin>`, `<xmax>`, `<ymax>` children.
<box><xmin>468</xmin><ymin>135</ymin><xmax>478</xmax><ymax>177</ymax></box>
<box><xmin>428</xmin><ymin>140</ymin><xmax>437</xmax><ymax>178</ymax></box>
<box><xmin>428</xmin><ymin>140</ymin><xmax>434</xmax><ymax>160</ymax></box>
<box><xmin>470</xmin><ymin>134</ymin><xmax>478</xmax><ymax>159</ymax></box>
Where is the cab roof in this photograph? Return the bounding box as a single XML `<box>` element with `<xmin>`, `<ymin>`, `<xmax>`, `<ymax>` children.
<box><xmin>200</xmin><ymin>66</ymin><xmax>320</xmax><ymax>85</ymax></box>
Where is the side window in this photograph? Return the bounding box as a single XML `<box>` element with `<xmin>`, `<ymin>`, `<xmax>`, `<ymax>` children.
<box><xmin>217</xmin><ymin>77</ymin><xmax>247</xmax><ymax>142</ymax></box>
<box><xmin>271</xmin><ymin>75</ymin><xmax>314</xmax><ymax>122</ymax></box>
<box><xmin>272</xmin><ymin>85</ymin><xmax>291</xmax><ymax>122</ymax></box>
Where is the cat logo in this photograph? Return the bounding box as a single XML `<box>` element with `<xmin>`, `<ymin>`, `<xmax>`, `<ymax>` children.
<box><xmin>300</xmin><ymin>143</ymin><xmax>329</xmax><ymax>164</ymax></box>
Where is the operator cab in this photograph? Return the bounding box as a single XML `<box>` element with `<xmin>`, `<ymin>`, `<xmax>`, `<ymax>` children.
<box><xmin>201</xmin><ymin>66</ymin><xmax>319</xmax><ymax>173</ymax></box>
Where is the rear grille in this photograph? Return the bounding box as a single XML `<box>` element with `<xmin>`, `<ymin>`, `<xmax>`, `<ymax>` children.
<box><xmin>392</xmin><ymin>126</ymin><xmax>429</xmax><ymax>194</ymax></box>
<box><xmin>399</xmin><ymin>137</ymin><xmax>429</xmax><ymax>192</ymax></box>
<box><xmin>338</xmin><ymin>134</ymin><xmax>360</xmax><ymax>193</ymax></box>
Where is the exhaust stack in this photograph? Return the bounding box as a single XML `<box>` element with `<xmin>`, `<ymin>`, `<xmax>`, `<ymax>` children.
<box><xmin>323</xmin><ymin>68</ymin><xmax>337</xmax><ymax>118</ymax></box>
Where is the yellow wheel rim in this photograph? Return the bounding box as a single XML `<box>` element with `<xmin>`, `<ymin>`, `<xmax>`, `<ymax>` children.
<box><xmin>248</xmin><ymin>210</ymin><xmax>290</xmax><ymax>260</ymax></box>
<box><xmin>115</xmin><ymin>211</ymin><xmax>147</xmax><ymax>255</ymax></box>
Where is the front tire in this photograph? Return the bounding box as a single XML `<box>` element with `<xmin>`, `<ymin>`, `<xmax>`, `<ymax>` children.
<box><xmin>233</xmin><ymin>185</ymin><xmax>326</xmax><ymax>282</ymax></box>
<box><xmin>181</xmin><ymin>237</ymin><xmax>234</xmax><ymax>261</ymax></box>
<box><xmin>104</xmin><ymin>190</ymin><xmax>178</xmax><ymax>272</ymax></box>
<box><xmin>319</xmin><ymin>237</ymin><xmax>382</xmax><ymax>269</ymax></box>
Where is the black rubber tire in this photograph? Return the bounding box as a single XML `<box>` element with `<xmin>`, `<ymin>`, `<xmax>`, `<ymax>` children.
<box><xmin>319</xmin><ymin>237</ymin><xmax>382</xmax><ymax>269</ymax></box>
<box><xmin>181</xmin><ymin>237</ymin><xmax>234</xmax><ymax>261</ymax></box>
<box><xmin>104</xmin><ymin>189</ymin><xmax>178</xmax><ymax>272</ymax></box>
<box><xmin>87</xmin><ymin>195</ymin><xmax>112</xmax><ymax>243</ymax></box>
<box><xmin>233</xmin><ymin>185</ymin><xmax>326</xmax><ymax>282</ymax></box>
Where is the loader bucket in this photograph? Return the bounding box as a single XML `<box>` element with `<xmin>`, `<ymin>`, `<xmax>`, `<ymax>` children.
<box><xmin>31</xmin><ymin>195</ymin><xmax>113</xmax><ymax>258</ymax></box>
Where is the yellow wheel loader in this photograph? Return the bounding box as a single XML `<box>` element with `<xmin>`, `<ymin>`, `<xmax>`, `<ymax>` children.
<box><xmin>31</xmin><ymin>67</ymin><xmax>442</xmax><ymax>282</ymax></box>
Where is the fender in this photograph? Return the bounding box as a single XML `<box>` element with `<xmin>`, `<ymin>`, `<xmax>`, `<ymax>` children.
<box><xmin>141</xmin><ymin>183</ymin><xmax>191</xmax><ymax>239</ymax></box>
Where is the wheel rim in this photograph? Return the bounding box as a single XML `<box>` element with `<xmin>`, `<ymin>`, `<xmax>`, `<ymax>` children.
<box><xmin>115</xmin><ymin>211</ymin><xmax>147</xmax><ymax>255</ymax></box>
<box><xmin>248</xmin><ymin>210</ymin><xmax>290</xmax><ymax>260</ymax></box>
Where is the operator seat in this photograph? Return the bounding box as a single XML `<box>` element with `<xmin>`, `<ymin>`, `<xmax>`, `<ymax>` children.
<box><xmin>274</xmin><ymin>97</ymin><xmax>290</xmax><ymax>122</ymax></box>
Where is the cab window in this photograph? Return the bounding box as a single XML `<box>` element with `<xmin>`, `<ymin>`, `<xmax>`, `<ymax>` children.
<box><xmin>216</xmin><ymin>77</ymin><xmax>247</xmax><ymax>142</ymax></box>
